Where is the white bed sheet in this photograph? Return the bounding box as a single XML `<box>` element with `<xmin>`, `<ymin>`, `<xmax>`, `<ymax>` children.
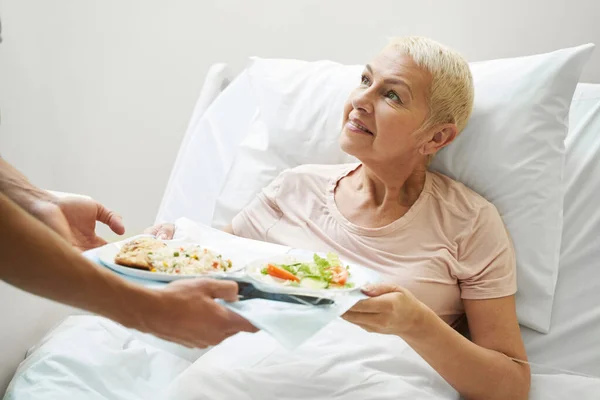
<box><xmin>3</xmin><ymin>316</ymin><xmax>191</xmax><ymax>400</ymax></box>
<box><xmin>521</xmin><ymin>83</ymin><xmax>600</xmax><ymax>376</ymax></box>
<box><xmin>162</xmin><ymin>320</ymin><xmax>600</xmax><ymax>400</ymax></box>
<box><xmin>6</xmin><ymin>315</ymin><xmax>599</xmax><ymax>400</ymax></box>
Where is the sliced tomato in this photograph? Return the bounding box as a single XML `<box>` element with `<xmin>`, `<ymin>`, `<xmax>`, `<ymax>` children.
<box><xmin>329</xmin><ymin>265</ymin><xmax>348</xmax><ymax>285</ymax></box>
<box><xmin>267</xmin><ymin>264</ymin><xmax>300</xmax><ymax>282</ymax></box>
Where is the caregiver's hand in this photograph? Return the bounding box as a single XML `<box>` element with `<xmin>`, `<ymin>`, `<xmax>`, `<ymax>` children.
<box><xmin>1</xmin><ymin>157</ymin><xmax>124</xmax><ymax>251</ymax></box>
<box><xmin>342</xmin><ymin>283</ymin><xmax>426</xmax><ymax>336</ymax></box>
<box><xmin>31</xmin><ymin>196</ymin><xmax>124</xmax><ymax>251</ymax></box>
<box><xmin>144</xmin><ymin>222</ymin><xmax>175</xmax><ymax>240</ymax></box>
<box><xmin>53</xmin><ymin>196</ymin><xmax>125</xmax><ymax>251</ymax></box>
<box><xmin>148</xmin><ymin>278</ymin><xmax>258</xmax><ymax>348</ymax></box>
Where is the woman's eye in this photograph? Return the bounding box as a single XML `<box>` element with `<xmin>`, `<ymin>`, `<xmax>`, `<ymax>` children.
<box><xmin>386</xmin><ymin>91</ymin><xmax>401</xmax><ymax>103</ymax></box>
<box><xmin>360</xmin><ymin>75</ymin><xmax>370</xmax><ymax>86</ymax></box>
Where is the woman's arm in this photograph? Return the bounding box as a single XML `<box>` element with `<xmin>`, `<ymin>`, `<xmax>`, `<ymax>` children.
<box><xmin>343</xmin><ymin>284</ymin><xmax>530</xmax><ymax>400</ymax></box>
<box><xmin>404</xmin><ymin>296</ymin><xmax>529</xmax><ymax>400</ymax></box>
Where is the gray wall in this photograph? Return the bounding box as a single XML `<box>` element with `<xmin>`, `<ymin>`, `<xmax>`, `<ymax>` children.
<box><xmin>1</xmin><ymin>0</ymin><xmax>598</xmax><ymax>236</ymax></box>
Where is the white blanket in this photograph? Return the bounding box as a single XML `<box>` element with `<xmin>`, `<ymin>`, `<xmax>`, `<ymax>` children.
<box><xmin>162</xmin><ymin>318</ymin><xmax>459</xmax><ymax>400</ymax></box>
<box><xmin>164</xmin><ymin>318</ymin><xmax>600</xmax><ymax>400</ymax></box>
<box><xmin>163</xmin><ymin>318</ymin><xmax>600</xmax><ymax>400</ymax></box>
<box><xmin>6</xmin><ymin>316</ymin><xmax>600</xmax><ymax>400</ymax></box>
<box><xmin>4</xmin><ymin>316</ymin><xmax>192</xmax><ymax>400</ymax></box>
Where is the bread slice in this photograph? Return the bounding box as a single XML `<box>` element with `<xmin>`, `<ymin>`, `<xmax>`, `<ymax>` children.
<box><xmin>114</xmin><ymin>237</ymin><xmax>167</xmax><ymax>270</ymax></box>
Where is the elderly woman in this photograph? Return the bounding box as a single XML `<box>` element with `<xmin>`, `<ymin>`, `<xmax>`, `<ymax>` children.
<box><xmin>149</xmin><ymin>37</ymin><xmax>530</xmax><ymax>400</ymax></box>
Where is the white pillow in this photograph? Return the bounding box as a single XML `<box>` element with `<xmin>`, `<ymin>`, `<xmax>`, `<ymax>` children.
<box><xmin>213</xmin><ymin>59</ymin><xmax>360</xmax><ymax>223</ymax></box>
<box><xmin>521</xmin><ymin>84</ymin><xmax>600</xmax><ymax>374</ymax></box>
<box><xmin>428</xmin><ymin>47</ymin><xmax>593</xmax><ymax>332</ymax></box>
<box><xmin>212</xmin><ymin>45</ymin><xmax>594</xmax><ymax>333</ymax></box>
<box><xmin>156</xmin><ymin>69</ymin><xmax>258</xmax><ymax>226</ymax></box>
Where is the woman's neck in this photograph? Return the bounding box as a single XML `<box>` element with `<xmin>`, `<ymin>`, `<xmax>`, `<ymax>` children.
<box><xmin>355</xmin><ymin>162</ymin><xmax>428</xmax><ymax>209</ymax></box>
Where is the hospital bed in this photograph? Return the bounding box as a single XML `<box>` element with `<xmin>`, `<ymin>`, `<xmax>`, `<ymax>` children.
<box><xmin>2</xmin><ymin>59</ymin><xmax>600</xmax><ymax>399</ymax></box>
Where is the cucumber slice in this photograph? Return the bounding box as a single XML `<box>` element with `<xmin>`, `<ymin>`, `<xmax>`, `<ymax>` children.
<box><xmin>300</xmin><ymin>277</ymin><xmax>328</xmax><ymax>290</ymax></box>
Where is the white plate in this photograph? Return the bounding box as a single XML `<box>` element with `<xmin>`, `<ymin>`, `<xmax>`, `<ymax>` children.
<box><xmin>97</xmin><ymin>239</ymin><xmax>244</xmax><ymax>282</ymax></box>
<box><xmin>245</xmin><ymin>254</ymin><xmax>372</xmax><ymax>296</ymax></box>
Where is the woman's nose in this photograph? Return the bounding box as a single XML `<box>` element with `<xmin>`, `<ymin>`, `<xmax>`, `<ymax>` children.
<box><xmin>351</xmin><ymin>89</ymin><xmax>374</xmax><ymax>114</ymax></box>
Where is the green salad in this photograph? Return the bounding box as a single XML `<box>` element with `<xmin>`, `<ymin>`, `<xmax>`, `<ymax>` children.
<box><xmin>260</xmin><ymin>252</ymin><xmax>354</xmax><ymax>290</ymax></box>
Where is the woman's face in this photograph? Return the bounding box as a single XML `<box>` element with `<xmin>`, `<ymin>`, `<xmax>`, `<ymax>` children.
<box><xmin>339</xmin><ymin>47</ymin><xmax>433</xmax><ymax>168</ymax></box>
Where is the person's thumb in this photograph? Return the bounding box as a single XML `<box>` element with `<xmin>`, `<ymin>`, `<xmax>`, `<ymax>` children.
<box><xmin>96</xmin><ymin>203</ymin><xmax>125</xmax><ymax>235</ymax></box>
<box><xmin>361</xmin><ymin>282</ymin><xmax>402</xmax><ymax>297</ymax></box>
<box><xmin>204</xmin><ymin>279</ymin><xmax>240</xmax><ymax>302</ymax></box>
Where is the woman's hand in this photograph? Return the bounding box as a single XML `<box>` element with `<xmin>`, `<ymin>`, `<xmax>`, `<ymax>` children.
<box><xmin>144</xmin><ymin>222</ymin><xmax>176</xmax><ymax>240</ymax></box>
<box><xmin>342</xmin><ymin>283</ymin><xmax>426</xmax><ymax>337</ymax></box>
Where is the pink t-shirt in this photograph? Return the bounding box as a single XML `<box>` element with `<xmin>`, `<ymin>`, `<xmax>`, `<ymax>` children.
<box><xmin>232</xmin><ymin>163</ymin><xmax>517</xmax><ymax>326</ymax></box>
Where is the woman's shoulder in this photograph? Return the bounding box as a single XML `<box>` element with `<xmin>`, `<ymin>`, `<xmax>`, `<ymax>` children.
<box><xmin>427</xmin><ymin>171</ymin><xmax>499</xmax><ymax>219</ymax></box>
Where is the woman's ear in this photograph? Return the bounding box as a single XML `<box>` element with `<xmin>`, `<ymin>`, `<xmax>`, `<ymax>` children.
<box><xmin>420</xmin><ymin>124</ymin><xmax>458</xmax><ymax>156</ymax></box>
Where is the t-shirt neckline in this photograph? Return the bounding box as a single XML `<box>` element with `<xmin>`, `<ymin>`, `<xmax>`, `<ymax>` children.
<box><xmin>326</xmin><ymin>163</ymin><xmax>432</xmax><ymax>237</ymax></box>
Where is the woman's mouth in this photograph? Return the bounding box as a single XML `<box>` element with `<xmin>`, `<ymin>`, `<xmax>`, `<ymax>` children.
<box><xmin>346</xmin><ymin>119</ymin><xmax>374</xmax><ymax>135</ymax></box>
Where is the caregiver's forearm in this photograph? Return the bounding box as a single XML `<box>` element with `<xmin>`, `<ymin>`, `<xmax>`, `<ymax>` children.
<box><xmin>0</xmin><ymin>157</ymin><xmax>55</xmax><ymax>207</ymax></box>
<box><xmin>0</xmin><ymin>192</ymin><xmax>152</xmax><ymax>330</ymax></box>
<box><xmin>402</xmin><ymin>309</ymin><xmax>529</xmax><ymax>400</ymax></box>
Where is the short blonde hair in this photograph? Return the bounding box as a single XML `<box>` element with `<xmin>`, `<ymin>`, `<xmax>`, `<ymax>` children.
<box><xmin>387</xmin><ymin>36</ymin><xmax>474</xmax><ymax>134</ymax></box>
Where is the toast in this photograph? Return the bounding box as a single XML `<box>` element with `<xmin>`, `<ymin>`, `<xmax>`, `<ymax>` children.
<box><xmin>114</xmin><ymin>237</ymin><xmax>167</xmax><ymax>270</ymax></box>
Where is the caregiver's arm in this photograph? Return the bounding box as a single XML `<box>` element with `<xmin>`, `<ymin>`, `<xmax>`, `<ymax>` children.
<box><xmin>0</xmin><ymin>192</ymin><xmax>256</xmax><ymax>348</ymax></box>
<box><xmin>344</xmin><ymin>286</ymin><xmax>530</xmax><ymax>400</ymax></box>
<box><xmin>0</xmin><ymin>156</ymin><xmax>55</xmax><ymax>210</ymax></box>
